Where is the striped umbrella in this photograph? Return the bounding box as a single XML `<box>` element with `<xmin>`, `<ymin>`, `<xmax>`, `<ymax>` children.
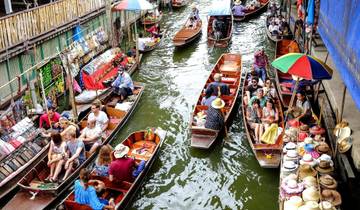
<box><xmin>271</xmin><ymin>53</ymin><xmax>333</xmax><ymax>80</ymax></box>
<box><xmin>113</xmin><ymin>0</ymin><xmax>154</xmax><ymax>11</ymax></box>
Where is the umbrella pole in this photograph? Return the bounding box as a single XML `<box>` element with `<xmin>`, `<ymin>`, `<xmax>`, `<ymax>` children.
<box><xmin>285</xmin><ymin>78</ymin><xmax>300</xmax><ymax>119</ymax></box>
<box><xmin>135</xmin><ymin>20</ymin><xmax>140</xmax><ymax>64</ymax></box>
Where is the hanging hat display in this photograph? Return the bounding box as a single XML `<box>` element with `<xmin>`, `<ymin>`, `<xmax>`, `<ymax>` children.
<box><xmin>319</xmin><ymin>175</ymin><xmax>337</xmax><ymax>190</ymax></box>
<box><xmin>337</xmin><ymin>137</ymin><xmax>353</xmax><ymax>153</ymax></box>
<box><xmin>315</xmin><ymin>160</ymin><xmax>334</xmax><ymax>175</ymax></box>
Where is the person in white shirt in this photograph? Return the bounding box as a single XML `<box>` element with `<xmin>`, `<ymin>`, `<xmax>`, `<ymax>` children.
<box><xmin>88</xmin><ymin>100</ymin><xmax>109</xmax><ymax>133</ymax></box>
<box><xmin>78</xmin><ymin>118</ymin><xmax>102</xmax><ymax>154</ymax></box>
<box><xmin>269</xmin><ymin>22</ymin><xmax>280</xmax><ymax>35</ymax></box>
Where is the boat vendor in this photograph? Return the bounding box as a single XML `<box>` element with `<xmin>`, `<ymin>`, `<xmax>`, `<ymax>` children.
<box><xmin>232</xmin><ymin>0</ymin><xmax>246</xmax><ymax>16</ymax></box>
<box><xmin>253</xmin><ymin>48</ymin><xmax>269</xmax><ymax>83</ymax></box>
<box><xmin>111</xmin><ymin>66</ymin><xmax>134</xmax><ymax>102</ymax></box>
<box><xmin>39</xmin><ymin>107</ymin><xmax>61</xmax><ymax>129</ymax></box>
<box><xmin>287</xmin><ymin>90</ymin><xmax>313</xmax><ymax>124</ymax></box>
<box><xmin>190</xmin><ymin>3</ymin><xmax>200</xmax><ymax>21</ymax></box>
<box><xmin>138</xmin><ymin>33</ymin><xmax>154</xmax><ymax>51</ymax></box>
<box><xmin>146</xmin><ymin>23</ymin><xmax>162</xmax><ymax>38</ymax></box>
<box><xmin>205</xmin><ymin>98</ymin><xmax>226</xmax><ymax>135</ymax></box>
<box><xmin>74</xmin><ymin>168</ymin><xmax>115</xmax><ymax>210</ymax></box>
<box><xmin>109</xmin><ymin>144</ymin><xmax>146</xmax><ymax>182</ymax></box>
<box><xmin>206</xmin><ymin>73</ymin><xmax>230</xmax><ymax>96</ymax></box>
<box><xmin>89</xmin><ymin>100</ymin><xmax>109</xmax><ymax>133</ymax></box>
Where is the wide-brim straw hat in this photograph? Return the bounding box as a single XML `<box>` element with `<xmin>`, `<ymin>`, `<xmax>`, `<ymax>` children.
<box><xmin>315</xmin><ymin>160</ymin><xmax>334</xmax><ymax>174</ymax></box>
<box><xmin>317</xmin><ymin>154</ymin><xmax>334</xmax><ymax>166</ymax></box>
<box><xmin>281</xmin><ymin>179</ymin><xmax>304</xmax><ymax>194</ymax></box>
<box><xmin>300</xmin><ymin>154</ymin><xmax>317</xmax><ymax>167</ymax></box>
<box><xmin>284</xmin><ymin>196</ymin><xmax>304</xmax><ymax>210</ymax></box>
<box><xmin>338</xmin><ymin>136</ymin><xmax>353</xmax><ymax>153</ymax></box>
<box><xmin>309</xmin><ymin>125</ymin><xmax>326</xmax><ymax>135</ymax></box>
<box><xmin>113</xmin><ymin>144</ymin><xmax>130</xmax><ymax>159</ymax></box>
<box><xmin>302</xmin><ymin>186</ymin><xmax>320</xmax><ymax>202</ymax></box>
<box><xmin>299</xmin><ymin>164</ymin><xmax>317</xmax><ymax>180</ymax></box>
<box><xmin>284</xmin><ymin>142</ymin><xmax>297</xmax><ymax>153</ymax></box>
<box><xmin>321</xmin><ymin>189</ymin><xmax>342</xmax><ymax>206</ymax></box>
<box><xmin>315</xmin><ymin>142</ymin><xmax>331</xmax><ymax>155</ymax></box>
<box><xmin>302</xmin><ymin>176</ymin><xmax>317</xmax><ymax>188</ymax></box>
<box><xmin>319</xmin><ymin>175</ymin><xmax>337</xmax><ymax>190</ymax></box>
<box><xmin>298</xmin><ymin>201</ymin><xmax>321</xmax><ymax>210</ymax></box>
<box><xmin>319</xmin><ymin>201</ymin><xmax>336</xmax><ymax>210</ymax></box>
<box><xmin>282</xmin><ymin>161</ymin><xmax>299</xmax><ymax>172</ymax></box>
<box><xmin>285</xmin><ymin>150</ymin><xmax>299</xmax><ymax>161</ymax></box>
<box><xmin>234</xmin><ymin>0</ymin><xmax>242</xmax><ymax>5</ymax></box>
<box><xmin>334</xmin><ymin>125</ymin><xmax>351</xmax><ymax>139</ymax></box>
<box><xmin>211</xmin><ymin>98</ymin><xmax>225</xmax><ymax>109</ymax></box>
<box><xmin>304</xmin><ymin>137</ymin><xmax>314</xmax><ymax>144</ymax></box>
<box><xmin>191</xmin><ymin>3</ymin><xmax>197</xmax><ymax>8</ymax></box>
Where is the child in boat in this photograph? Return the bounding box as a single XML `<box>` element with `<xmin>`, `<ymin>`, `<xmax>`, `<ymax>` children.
<box><xmin>94</xmin><ymin>145</ymin><xmax>113</xmax><ymax>177</ymax></box>
<box><xmin>47</xmin><ymin>133</ymin><xmax>66</xmax><ymax>183</ymax></box>
<box><xmin>78</xmin><ymin>118</ymin><xmax>102</xmax><ymax>155</ymax></box>
<box><xmin>74</xmin><ymin>168</ymin><xmax>115</xmax><ymax>210</ymax></box>
<box><xmin>63</xmin><ymin>131</ymin><xmax>86</xmax><ymax>181</ymax></box>
<box><xmin>246</xmin><ymin>99</ymin><xmax>263</xmax><ymax>143</ymax></box>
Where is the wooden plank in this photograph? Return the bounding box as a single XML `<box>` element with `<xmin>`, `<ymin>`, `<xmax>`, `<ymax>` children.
<box><xmin>5</xmin><ymin>19</ymin><xmax>12</xmax><ymax>46</ymax></box>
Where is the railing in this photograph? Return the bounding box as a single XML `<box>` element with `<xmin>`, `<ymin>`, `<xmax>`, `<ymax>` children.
<box><xmin>0</xmin><ymin>0</ymin><xmax>106</xmax><ymax>51</ymax></box>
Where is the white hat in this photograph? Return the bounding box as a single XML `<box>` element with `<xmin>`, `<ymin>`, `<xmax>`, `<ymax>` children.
<box><xmin>317</xmin><ymin>154</ymin><xmax>334</xmax><ymax>166</ymax></box>
<box><xmin>298</xmin><ymin>201</ymin><xmax>320</xmax><ymax>210</ymax></box>
<box><xmin>285</xmin><ymin>150</ymin><xmax>299</xmax><ymax>161</ymax></box>
<box><xmin>282</xmin><ymin>161</ymin><xmax>298</xmax><ymax>172</ymax></box>
<box><xmin>319</xmin><ymin>201</ymin><xmax>336</xmax><ymax>210</ymax></box>
<box><xmin>300</xmin><ymin>154</ymin><xmax>317</xmax><ymax>167</ymax></box>
<box><xmin>113</xmin><ymin>144</ymin><xmax>130</xmax><ymax>159</ymax></box>
<box><xmin>304</xmin><ymin>137</ymin><xmax>314</xmax><ymax>144</ymax></box>
<box><xmin>284</xmin><ymin>196</ymin><xmax>303</xmax><ymax>210</ymax></box>
<box><xmin>284</xmin><ymin>142</ymin><xmax>297</xmax><ymax>153</ymax></box>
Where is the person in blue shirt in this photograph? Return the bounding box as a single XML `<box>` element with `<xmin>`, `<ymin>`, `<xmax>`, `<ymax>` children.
<box><xmin>111</xmin><ymin>66</ymin><xmax>134</xmax><ymax>102</ymax></box>
<box><xmin>75</xmin><ymin>168</ymin><xmax>115</xmax><ymax>210</ymax></box>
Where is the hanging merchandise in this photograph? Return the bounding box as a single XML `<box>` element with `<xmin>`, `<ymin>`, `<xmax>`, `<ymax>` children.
<box><xmin>73</xmin><ymin>25</ymin><xmax>83</xmax><ymax>42</ymax></box>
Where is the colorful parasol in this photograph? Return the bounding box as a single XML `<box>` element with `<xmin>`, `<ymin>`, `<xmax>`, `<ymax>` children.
<box><xmin>271</xmin><ymin>53</ymin><xmax>333</xmax><ymax>80</ymax></box>
<box><xmin>113</xmin><ymin>0</ymin><xmax>154</xmax><ymax>11</ymax></box>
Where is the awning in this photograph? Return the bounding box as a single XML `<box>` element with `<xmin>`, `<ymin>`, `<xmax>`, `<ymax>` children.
<box><xmin>318</xmin><ymin>0</ymin><xmax>360</xmax><ymax>110</ymax></box>
<box><xmin>208</xmin><ymin>0</ymin><xmax>232</xmax><ymax>16</ymax></box>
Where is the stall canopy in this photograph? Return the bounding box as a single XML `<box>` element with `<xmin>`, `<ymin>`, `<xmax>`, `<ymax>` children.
<box><xmin>208</xmin><ymin>0</ymin><xmax>232</xmax><ymax>16</ymax></box>
<box><xmin>318</xmin><ymin>0</ymin><xmax>360</xmax><ymax>109</ymax></box>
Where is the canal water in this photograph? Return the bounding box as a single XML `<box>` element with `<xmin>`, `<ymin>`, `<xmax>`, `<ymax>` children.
<box><xmin>114</xmin><ymin>1</ymin><xmax>279</xmax><ymax>209</ymax></box>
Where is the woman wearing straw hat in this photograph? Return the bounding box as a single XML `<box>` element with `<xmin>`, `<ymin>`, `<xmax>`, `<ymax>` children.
<box><xmin>205</xmin><ymin>98</ymin><xmax>226</xmax><ymax>133</ymax></box>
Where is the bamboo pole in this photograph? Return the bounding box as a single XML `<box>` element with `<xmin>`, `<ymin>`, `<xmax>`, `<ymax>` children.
<box><xmin>39</xmin><ymin>71</ymin><xmax>51</xmax><ymax>128</ymax></box>
<box><xmin>338</xmin><ymin>86</ymin><xmax>347</xmax><ymax>123</ymax></box>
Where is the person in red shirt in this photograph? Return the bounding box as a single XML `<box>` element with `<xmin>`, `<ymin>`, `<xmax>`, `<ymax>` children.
<box><xmin>109</xmin><ymin>144</ymin><xmax>134</xmax><ymax>182</ymax></box>
<box><xmin>39</xmin><ymin>107</ymin><xmax>61</xmax><ymax>129</ymax></box>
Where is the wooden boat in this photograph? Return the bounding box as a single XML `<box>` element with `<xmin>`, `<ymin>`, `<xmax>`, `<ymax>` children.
<box><xmin>265</xmin><ymin>15</ymin><xmax>293</xmax><ymax>42</ymax></box>
<box><xmin>142</xmin><ymin>13</ymin><xmax>162</xmax><ymax>25</ymax></box>
<box><xmin>0</xmin><ymin>131</ymin><xmax>49</xmax><ymax>204</ymax></box>
<box><xmin>139</xmin><ymin>30</ymin><xmax>166</xmax><ymax>53</ymax></box>
<box><xmin>233</xmin><ymin>0</ymin><xmax>269</xmax><ymax>22</ymax></box>
<box><xmin>190</xmin><ymin>53</ymin><xmax>242</xmax><ymax>149</ymax></box>
<box><xmin>273</xmin><ymin>39</ymin><xmax>301</xmax><ymax>108</ymax></box>
<box><xmin>2</xmin><ymin>83</ymin><xmax>145</xmax><ymax>210</ymax></box>
<box><xmin>173</xmin><ymin>18</ymin><xmax>202</xmax><ymax>47</ymax></box>
<box><xmin>207</xmin><ymin>0</ymin><xmax>233</xmax><ymax>48</ymax></box>
<box><xmin>59</xmin><ymin>128</ymin><xmax>167</xmax><ymax>210</ymax></box>
<box><xmin>172</xmin><ymin>0</ymin><xmax>188</xmax><ymax>8</ymax></box>
<box><xmin>241</xmin><ymin>72</ymin><xmax>284</xmax><ymax>168</ymax></box>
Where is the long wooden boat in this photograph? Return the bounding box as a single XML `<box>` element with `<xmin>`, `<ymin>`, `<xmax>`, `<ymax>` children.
<box><xmin>172</xmin><ymin>0</ymin><xmax>188</xmax><ymax>8</ymax></box>
<box><xmin>273</xmin><ymin>39</ymin><xmax>300</xmax><ymax>108</ymax></box>
<box><xmin>142</xmin><ymin>13</ymin><xmax>163</xmax><ymax>25</ymax></box>
<box><xmin>2</xmin><ymin>83</ymin><xmax>145</xmax><ymax>210</ymax></box>
<box><xmin>265</xmin><ymin>16</ymin><xmax>293</xmax><ymax>42</ymax></box>
<box><xmin>241</xmin><ymin>72</ymin><xmax>284</xmax><ymax>168</ymax></box>
<box><xmin>0</xmin><ymin>130</ymin><xmax>49</xmax><ymax>204</ymax></box>
<box><xmin>233</xmin><ymin>0</ymin><xmax>269</xmax><ymax>22</ymax></box>
<box><xmin>59</xmin><ymin>128</ymin><xmax>167</xmax><ymax>210</ymax></box>
<box><xmin>190</xmin><ymin>53</ymin><xmax>242</xmax><ymax>149</ymax></box>
<box><xmin>173</xmin><ymin>18</ymin><xmax>202</xmax><ymax>47</ymax></box>
<box><xmin>139</xmin><ymin>30</ymin><xmax>166</xmax><ymax>53</ymax></box>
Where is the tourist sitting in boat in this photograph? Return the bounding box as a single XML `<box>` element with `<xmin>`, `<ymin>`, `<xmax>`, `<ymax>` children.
<box><xmin>253</xmin><ymin>49</ymin><xmax>269</xmax><ymax>83</ymax></box>
<box><xmin>59</xmin><ymin>117</ymin><xmax>80</xmax><ymax>138</ymax></box>
<box><xmin>268</xmin><ymin>21</ymin><xmax>280</xmax><ymax>35</ymax></box>
<box><xmin>94</xmin><ymin>145</ymin><xmax>113</xmax><ymax>177</ymax></box>
<box><xmin>246</xmin><ymin>98</ymin><xmax>263</xmax><ymax>143</ymax></box>
<box><xmin>212</xmin><ymin>17</ymin><xmax>224</xmax><ymax>40</ymax></box>
<box><xmin>288</xmin><ymin>90</ymin><xmax>313</xmax><ymax>124</ymax></box>
<box><xmin>232</xmin><ymin>0</ymin><xmax>246</xmax><ymax>16</ymax></box>
<box><xmin>249</xmin><ymin>88</ymin><xmax>267</xmax><ymax>108</ymax></box>
<box><xmin>186</xmin><ymin>17</ymin><xmax>197</xmax><ymax>29</ymax></box>
<box><xmin>261</xmin><ymin>98</ymin><xmax>279</xmax><ymax>131</ymax></box>
<box><xmin>190</xmin><ymin>3</ymin><xmax>200</xmax><ymax>21</ymax></box>
<box><xmin>146</xmin><ymin>24</ymin><xmax>162</xmax><ymax>38</ymax></box>
<box><xmin>78</xmin><ymin>118</ymin><xmax>102</xmax><ymax>155</ymax></box>
<box><xmin>39</xmin><ymin>107</ymin><xmax>61</xmax><ymax>129</ymax></box>
<box><xmin>74</xmin><ymin>168</ymin><xmax>115</xmax><ymax>210</ymax></box>
<box><xmin>46</xmin><ymin>133</ymin><xmax>66</xmax><ymax>183</ymax></box>
<box><xmin>201</xmin><ymin>88</ymin><xmax>217</xmax><ymax>107</ymax></box>
<box><xmin>112</xmin><ymin>67</ymin><xmax>134</xmax><ymax>102</ymax></box>
<box><xmin>204</xmin><ymin>98</ymin><xmax>226</xmax><ymax>134</ymax></box>
<box><xmin>263</xmin><ymin>78</ymin><xmax>277</xmax><ymax>99</ymax></box>
<box><xmin>244</xmin><ymin>76</ymin><xmax>261</xmax><ymax>106</ymax></box>
<box><xmin>89</xmin><ymin>100</ymin><xmax>109</xmax><ymax>133</ymax></box>
<box><xmin>206</xmin><ymin>73</ymin><xmax>230</xmax><ymax>96</ymax></box>
<box><xmin>63</xmin><ymin>131</ymin><xmax>86</xmax><ymax>181</ymax></box>
<box><xmin>109</xmin><ymin>144</ymin><xmax>146</xmax><ymax>182</ymax></box>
